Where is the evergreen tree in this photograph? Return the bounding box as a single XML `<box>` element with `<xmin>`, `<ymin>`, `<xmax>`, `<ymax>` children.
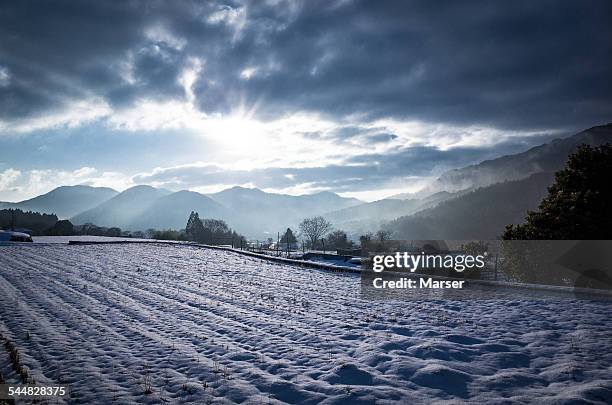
<box><xmin>185</xmin><ymin>211</ymin><xmax>205</xmax><ymax>241</ymax></box>
<box><xmin>184</xmin><ymin>212</ymin><xmax>244</xmax><ymax>245</ymax></box>
<box><xmin>0</xmin><ymin>209</ymin><xmax>58</xmax><ymax>235</ymax></box>
<box><xmin>503</xmin><ymin>144</ymin><xmax>612</xmax><ymax>239</ymax></box>
<box><xmin>280</xmin><ymin>228</ymin><xmax>297</xmax><ymax>244</ymax></box>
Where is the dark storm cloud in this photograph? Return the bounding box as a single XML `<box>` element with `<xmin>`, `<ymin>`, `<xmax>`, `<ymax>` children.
<box><xmin>227</xmin><ymin>0</ymin><xmax>612</xmax><ymax>130</ymax></box>
<box><xmin>0</xmin><ymin>1</ymin><xmax>209</xmax><ymax>118</ymax></box>
<box><xmin>1</xmin><ymin>0</ymin><xmax>611</xmax><ymax>131</ymax></box>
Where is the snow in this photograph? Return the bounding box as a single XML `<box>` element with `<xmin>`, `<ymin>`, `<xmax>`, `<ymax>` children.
<box><xmin>32</xmin><ymin>235</ymin><xmax>156</xmax><ymax>244</ymax></box>
<box><xmin>300</xmin><ymin>254</ymin><xmax>363</xmax><ymax>269</ymax></box>
<box><xmin>0</xmin><ymin>243</ymin><xmax>611</xmax><ymax>404</ymax></box>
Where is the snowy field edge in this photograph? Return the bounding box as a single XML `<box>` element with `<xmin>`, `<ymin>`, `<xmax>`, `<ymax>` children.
<box><xmin>0</xmin><ymin>243</ymin><xmax>611</xmax><ymax>404</ymax></box>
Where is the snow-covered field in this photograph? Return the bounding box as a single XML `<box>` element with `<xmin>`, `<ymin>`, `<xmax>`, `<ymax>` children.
<box><xmin>32</xmin><ymin>235</ymin><xmax>157</xmax><ymax>244</ymax></box>
<box><xmin>0</xmin><ymin>243</ymin><xmax>611</xmax><ymax>404</ymax></box>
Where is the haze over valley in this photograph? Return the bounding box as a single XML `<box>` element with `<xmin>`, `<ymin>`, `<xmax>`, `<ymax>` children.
<box><xmin>3</xmin><ymin>124</ymin><xmax>610</xmax><ymax>239</ymax></box>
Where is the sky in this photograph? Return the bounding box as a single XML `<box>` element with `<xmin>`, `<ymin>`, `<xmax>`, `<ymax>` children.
<box><xmin>0</xmin><ymin>0</ymin><xmax>611</xmax><ymax>202</ymax></box>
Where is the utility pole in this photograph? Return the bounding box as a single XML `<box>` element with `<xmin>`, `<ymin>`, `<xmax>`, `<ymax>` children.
<box><xmin>494</xmin><ymin>253</ymin><xmax>499</xmax><ymax>281</ymax></box>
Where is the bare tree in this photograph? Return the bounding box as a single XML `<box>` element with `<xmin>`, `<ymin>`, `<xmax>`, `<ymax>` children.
<box><xmin>325</xmin><ymin>230</ymin><xmax>352</xmax><ymax>250</ymax></box>
<box><xmin>359</xmin><ymin>232</ymin><xmax>373</xmax><ymax>248</ymax></box>
<box><xmin>299</xmin><ymin>216</ymin><xmax>332</xmax><ymax>249</ymax></box>
<box><xmin>376</xmin><ymin>230</ymin><xmax>392</xmax><ymax>246</ymax></box>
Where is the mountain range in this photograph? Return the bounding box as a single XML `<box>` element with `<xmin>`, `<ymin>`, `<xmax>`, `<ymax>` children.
<box><xmin>421</xmin><ymin>123</ymin><xmax>612</xmax><ymax>195</ymax></box>
<box><xmin>0</xmin><ymin>185</ymin><xmax>117</xmax><ymax>218</ymax></box>
<box><xmin>68</xmin><ymin>185</ymin><xmax>361</xmax><ymax>238</ymax></box>
<box><xmin>1</xmin><ymin>123</ymin><xmax>610</xmax><ymax>239</ymax></box>
<box><xmin>384</xmin><ymin>172</ymin><xmax>555</xmax><ymax>239</ymax></box>
<box><xmin>322</xmin><ymin>191</ymin><xmax>456</xmax><ymax>236</ymax></box>
<box><xmin>379</xmin><ymin>123</ymin><xmax>611</xmax><ymax>239</ymax></box>
<box><xmin>70</xmin><ymin>185</ymin><xmax>172</xmax><ymax>229</ymax></box>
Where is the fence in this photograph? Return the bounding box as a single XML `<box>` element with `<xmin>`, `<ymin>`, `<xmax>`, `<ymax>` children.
<box><xmin>363</xmin><ymin>240</ymin><xmax>612</xmax><ymax>290</ymax></box>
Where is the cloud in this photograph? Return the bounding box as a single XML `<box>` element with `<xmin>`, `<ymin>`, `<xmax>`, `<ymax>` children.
<box><xmin>0</xmin><ymin>167</ymin><xmax>131</xmax><ymax>202</ymax></box>
<box><xmin>129</xmin><ymin>137</ymin><xmax>528</xmax><ymax>196</ymax></box>
<box><xmin>0</xmin><ymin>122</ymin><xmax>562</xmax><ymax>202</ymax></box>
<box><xmin>0</xmin><ymin>1</ymin><xmax>609</xmax><ymax>200</ymax></box>
<box><xmin>0</xmin><ymin>99</ymin><xmax>112</xmax><ymax>134</ymax></box>
<box><xmin>0</xmin><ymin>168</ymin><xmax>21</xmax><ymax>191</ymax></box>
<box><xmin>0</xmin><ymin>0</ymin><xmax>610</xmax><ymax>133</ymax></box>
<box><xmin>0</xmin><ymin>66</ymin><xmax>9</xmax><ymax>87</ymax></box>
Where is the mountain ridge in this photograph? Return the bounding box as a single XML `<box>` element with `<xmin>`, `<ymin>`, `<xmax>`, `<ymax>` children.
<box><xmin>0</xmin><ymin>185</ymin><xmax>118</xmax><ymax>218</ymax></box>
<box><xmin>71</xmin><ymin>185</ymin><xmax>171</xmax><ymax>228</ymax></box>
<box><xmin>127</xmin><ymin>190</ymin><xmax>228</xmax><ymax>231</ymax></box>
<box><xmin>5</xmin><ymin>123</ymin><xmax>611</xmax><ymax>239</ymax></box>
<box><xmin>384</xmin><ymin>172</ymin><xmax>556</xmax><ymax>240</ymax></box>
<box><xmin>419</xmin><ymin>123</ymin><xmax>612</xmax><ymax>195</ymax></box>
<box><xmin>67</xmin><ymin>185</ymin><xmax>362</xmax><ymax>238</ymax></box>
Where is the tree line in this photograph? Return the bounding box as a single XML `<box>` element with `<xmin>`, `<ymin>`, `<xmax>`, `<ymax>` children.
<box><xmin>182</xmin><ymin>211</ymin><xmax>247</xmax><ymax>246</ymax></box>
<box><xmin>0</xmin><ymin>209</ymin><xmax>138</xmax><ymax>237</ymax></box>
<box><xmin>0</xmin><ymin>209</ymin><xmax>57</xmax><ymax>235</ymax></box>
<box><xmin>291</xmin><ymin>216</ymin><xmax>391</xmax><ymax>251</ymax></box>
